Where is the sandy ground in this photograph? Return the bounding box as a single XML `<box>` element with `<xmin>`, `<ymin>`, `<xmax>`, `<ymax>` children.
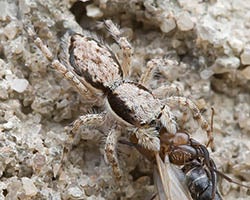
<box><xmin>0</xmin><ymin>0</ymin><xmax>249</xmax><ymax>199</ymax></box>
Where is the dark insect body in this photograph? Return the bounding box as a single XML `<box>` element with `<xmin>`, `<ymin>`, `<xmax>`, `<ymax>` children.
<box><xmin>160</xmin><ymin>130</ymin><xmax>219</xmax><ymax>199</ymax></box>
<box><xmin>182</xmin><ymin>159</ymin><xmax>222</xmax><ymax>200</ymax></box>
<box><xmin>130</xmin><ymin>128</ymin><xmax>249</xmax><ymax>200</ymax></box>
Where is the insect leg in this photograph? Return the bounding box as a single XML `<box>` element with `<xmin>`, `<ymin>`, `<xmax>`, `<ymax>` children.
<box><xmin>208</xmin><ymin>159</ymin><xmax>218</xmax><ymax>200</ymax></box>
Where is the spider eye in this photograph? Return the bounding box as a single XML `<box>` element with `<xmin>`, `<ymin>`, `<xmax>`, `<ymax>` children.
<box><xmin>149</xmin><ymin>120</ymin><xmax>156</xmax><ymax>126</ymax></box>
<box><xmin>140</xmin><ymin>122</ymin><xmax>146</xmax><ymax>126</ymax></box>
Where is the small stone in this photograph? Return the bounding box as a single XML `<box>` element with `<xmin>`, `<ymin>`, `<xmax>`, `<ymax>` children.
<box><xmin>10</xmin><ymin>78</ymin><xmax>29</xmax><ymax>93</ymax></box>
<box><xmin>196</xmin><ymin>19</ymin><xmax>219</xmax><ymax>44</ymax></box>
<box><xmin>240</xmin><ymin>47</ymin><xmax>250</xmax><ymax>65</ymax></box>
<box><xmin>0</xmin><ymin>81</ymin><xmax>9</xmax><ymax>99</ymax></box>
<box><xmin>238</xmin><ymin>118</ymin><xmax>250</xmax><ymax>132</ymax></box>
<box><xmin>228</xmin><ymin>37</ymin><xmax>243</xmax><ymax>54</ymax></box>
<box><xmin>6</xmin><ymin>179</ymin><xmax>23</xmax><ymax>199</ymax></box>
<box><xmin>212</xmin><ymin>56</ymin><xmax>240</xmax><ymax>73</ymax></box>
<box><xmin>21</xmin><ymin>177</ymin><xmax>38</xmax><ymax>196</ymax></box>
<box><xmin>0</xmin><ymin>2</ymin><xmax>8</xmax><ymax>21</ymax></box>
<box><xmin>176</xmin><ymin>11</ymin><xmax>194</xmax><ymax>31</ymax></box>
<box><xmin>0</xmin><ymin>58</ymin><xmax>5</xmax><ymax>71</ymax></box>
<box><xmin>9</xmin><ymin>37</ymin><xmax>24</xmax><ymax>54</ymax></box>
<box><xmin>240</xmin><ymin>66</ymin><xmax>250</xmax><ymax>80</ymax></box>
<box><xmin>18</xmin><ymin>0</ymin><xmax>32</xmax><ymax>14</ymax></box>
<box><xmin>3</xmin><ymin>115</ymin><xmax>21</xmax><ymax>130</ymax></box>
<box><xmin>67</xmin><ymin>186</ymin><xmax>85</xmax><ymax>198</ymax></box>
<box><xmin>33</xmin><ymin>154</ymin><xmax>46</xmax><ymax>171</ymax></box>
<box><xmin>172</xmin><ymin>39</ymin><xmax>182</xmax><ymax>48</ymax></box>
<box><xmin>3</xmin><ymin>121</ymin><xmax>14</xmax><ymax>130</ymax></box>
<box><xmin>0</xmin><ymin>1</ymin><xmax>17</xmax><ymax>21</ymax></box>
<box><xmin>160</xmin><ymin>17</ymin><xmax>176</xmax><ymax>33</ymax></box>
<box><xmin>86</xmin><ymin>4</ymin><xmax>103</xmax><ymax>18</ymax></box>
<box><xmin>200</xmin><ymin>68</ymin><xmax>214</xmax><ymax>80</ymax></box>
<box><xmin>4</xmin><ymin>21</ymin><xmax>18</xmax><ymax>40</ymax></box>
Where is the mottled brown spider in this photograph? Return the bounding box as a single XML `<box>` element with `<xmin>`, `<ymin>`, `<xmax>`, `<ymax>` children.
<box><xmin>27</xmin><ymin>19</ymin><xmax>213</xmax><ymax>181</ymax></box>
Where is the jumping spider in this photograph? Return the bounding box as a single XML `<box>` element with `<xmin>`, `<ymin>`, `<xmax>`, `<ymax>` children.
<box><xmin>27</xmin><ymin>20</ymin><xmax>213</xmax><ymax>180</ymax></box>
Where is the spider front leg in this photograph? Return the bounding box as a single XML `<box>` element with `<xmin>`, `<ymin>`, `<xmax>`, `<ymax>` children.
<box><xmin>104</xmin><ymin>20</ymin><xmax>132</xmax><ymax>77</ymax></box>
<box><xmin>26</xmin><ymin>27</ymin><xmax>92</xmax><ymax>98</ymax></box>
<box><xmin>165</xmin><ymin>96</ymin><xmax>214</xmax><ymax>150</ymax></box>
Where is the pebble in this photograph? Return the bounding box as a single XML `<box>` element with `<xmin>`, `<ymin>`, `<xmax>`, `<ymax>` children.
<box><xmin>200</xmin><ymin>68</ymin><xmax>214</xmax><ymax>80</ymax></box>
<box><xmin>32</xmin><ymin>154</ymin><xmax>46</xmax><ymax>170</ymax></box>
<box><xmin>9</xmin><ymin>37</ymin><xmax>24</xmax><ymax>54</ymax></box>
<box><xmin>0</xmin><ymin>81</ymin><xmax>9</xmax><ymax>99</ymax></box>
<box><xmin>240</xmin><ymin>66</ymin><xmax>250</xmax><ymax>80</ymax></box>
<box><xmin>228</xmin><ymin>37</ymin><xmax>243</xmax><ymax>54</ymax></box>
<box><xmin>0</xmin><ymin>1</ymin><xmax>16</xmax><ymax>21</ymax></box>
<box><xmin>10</xmin><ymin>78</ymin><xmax>29</xmax><ymax>93</ymax></box>
<box><xmin>4</xmin><ymin>21</ymin><xmax>18</xmax><ymax>40</ymax></box>
<box><xmin>176</xmin><ymin>11</ymin><xmax>194</xmax><ymax>31</ymax></box>
<box><xmin>211</xmin><ymin>56</ymin><xmax>240</xmax><ymax>73</ymax></box>
<box><xmin>240</xmin><ymin>47</ymin><xmax>250</xmax><ymax>65</ymax></box>
<box><xmin>160</xmin><ymin>17</ymin><xmax>176</xmax><ymax>33</ymax></box>
<box><xmin>67</xmin><ymin>186</ymin><xmax>85</xmax><ymax>198</ymax></box>
<box><xmin>21</xmin><ymin>177</ymin><xmax>38</xmax><ymax>196</ymax></box>
<box><xmin>86</xmin><ymin>4</ymin><xmax>103</xmax><ymax>18</ymax></box>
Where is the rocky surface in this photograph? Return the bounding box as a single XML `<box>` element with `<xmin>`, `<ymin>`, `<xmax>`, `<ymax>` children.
<box><xmin>0</xmin><ymin>0</ymin><xmax>249</xmax><ymax>199</ymax></box>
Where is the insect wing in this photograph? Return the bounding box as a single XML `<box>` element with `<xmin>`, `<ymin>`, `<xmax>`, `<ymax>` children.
<box><xmin>154</xmin><ymin>153</ymin><xmax>192</xmax><ymax>200</ymax></box>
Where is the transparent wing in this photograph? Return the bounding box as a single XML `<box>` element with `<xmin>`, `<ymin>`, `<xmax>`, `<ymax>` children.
<box><xmin>154</xmin><ymin>152</ymin><xmax>193</xmax><ymax>200</ymax></box>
